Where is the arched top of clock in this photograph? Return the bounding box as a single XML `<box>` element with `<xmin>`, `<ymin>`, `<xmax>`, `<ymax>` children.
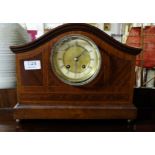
<box><xmin>10</xmin><ymin>23</ymin><xmax>141</xmax><ymax>55</ymax></box>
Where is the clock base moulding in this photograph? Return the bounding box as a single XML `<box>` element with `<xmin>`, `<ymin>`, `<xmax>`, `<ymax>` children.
<box><xmin>14</xmin><ymin>103</ymin><xmax>137</xmax><ymax>119</ymax></box>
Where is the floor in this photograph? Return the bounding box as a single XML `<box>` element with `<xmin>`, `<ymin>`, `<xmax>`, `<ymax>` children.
<box><xmin>0</xmin><ymin>110</ymin><xmax>155</xmax><ymax>132</ymax></box>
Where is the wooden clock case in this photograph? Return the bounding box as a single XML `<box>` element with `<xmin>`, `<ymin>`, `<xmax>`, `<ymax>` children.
<box><xmin>10</xmin><ymin>23</ymin><xmax>141</xmax><ymax>119</ymax></box>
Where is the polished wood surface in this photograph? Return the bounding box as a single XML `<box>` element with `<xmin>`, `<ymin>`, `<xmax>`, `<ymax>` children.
<box><xmin>0</xmin><ymin>87</ymin><xmax>154</xmax><ymax>119</ymax></box>
<box><xmin>10</xmin><ymin>23</ymin><xmax>141</xmax><ymax>119</ymax></box>
<box><xmin>0</xmin><ymin>88</ymin><xmax>155</xmax><ymax>131</ymax></box>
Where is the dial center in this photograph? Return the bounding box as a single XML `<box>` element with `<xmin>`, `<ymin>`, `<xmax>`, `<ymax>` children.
<box><xmin>74</xmin><ymin>57</ymin><xmax>78</xmax><ymax>61</ymax></box>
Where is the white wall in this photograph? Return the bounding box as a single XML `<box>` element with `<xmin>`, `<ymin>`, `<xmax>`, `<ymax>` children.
<box><xmin>104</xmin><ymin>23</ymin><xmax>123</xmax><ymax>42</ymax></box>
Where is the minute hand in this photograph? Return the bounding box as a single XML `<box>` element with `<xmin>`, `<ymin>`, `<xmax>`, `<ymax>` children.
<box><xmin>76</xmin><ymin>49</ymin><xmax>87</xmax><ymax>59</ymax></box>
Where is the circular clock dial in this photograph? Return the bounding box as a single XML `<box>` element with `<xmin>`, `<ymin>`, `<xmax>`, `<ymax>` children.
<box><xmin>51</xmin><ymin>35</ymin><xmax>101</xmax><ymax>86</ymax></box>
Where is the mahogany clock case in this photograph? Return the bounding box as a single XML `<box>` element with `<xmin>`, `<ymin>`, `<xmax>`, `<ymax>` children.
<box><xmin>10</xmin><ymin>23</ymin><xmax>141</xmax><ymax>119</ymax></box>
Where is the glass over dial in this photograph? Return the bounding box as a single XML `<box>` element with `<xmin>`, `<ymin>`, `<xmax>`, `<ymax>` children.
<box><xmin>51</xmin><ymin>35</ymin><xmax>101</xmax><ymax>86</ymax></box>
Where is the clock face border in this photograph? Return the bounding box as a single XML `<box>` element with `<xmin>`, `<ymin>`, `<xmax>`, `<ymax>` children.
<box><xmin>50</xmin><ymin>34</ymin><xmax>102</xmax><ymax>86</ymax></box>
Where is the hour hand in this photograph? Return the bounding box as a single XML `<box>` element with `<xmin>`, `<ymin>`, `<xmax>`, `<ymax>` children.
<box><xmin>74</xmin><ymin>59</ymin><xmax>78</xmax><ymax>76</ymax></box>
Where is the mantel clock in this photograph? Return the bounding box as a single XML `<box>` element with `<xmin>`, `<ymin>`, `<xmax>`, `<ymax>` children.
<box><xmin>10</xmin><ymin>23</ymin><xmax>141</xmax><ymax>119</ymax></box>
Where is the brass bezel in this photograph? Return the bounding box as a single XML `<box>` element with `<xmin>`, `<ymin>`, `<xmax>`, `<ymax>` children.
<box><xmin>51</xmin><ymin>34</ymin><xmax>101</xmax><ymax>86</ymax></box>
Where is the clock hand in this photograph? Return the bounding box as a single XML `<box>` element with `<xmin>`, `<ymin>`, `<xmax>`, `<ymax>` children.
<box><xmin>76</xmin><ymin>49</ymin><xmax>87</xmax><ymax>59</ymax></box>
<box><xmin>73</xmin><ymin>49</ymin><xmax>87</xmax><ymax>75</ymax></box>
<box><xmin>74</xmin><ymin>59</ymin><xmax>78</xmax><ymax>77</ymax></box>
